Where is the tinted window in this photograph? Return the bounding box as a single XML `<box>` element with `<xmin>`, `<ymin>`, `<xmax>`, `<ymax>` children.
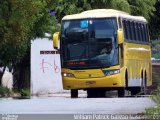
<box><xmin>130</xmin><ymin>21</ymin><xmax>135</xmax><ymax>41</ymax></box>
<box><xmin>145</xmin><ymin>24</ymin><xmax>150</xmax><ymax>42</ymax></box>
<box><xmin>143</xmin><ymin>24</ymin><xmax>146</xmax><ymax>42</ymax></box>
<box><xmin>137</xmin><ymin>23</ymin><xmax>140</xmax><ymax>42</ymax></box>
<box><xmin>126</xmin><ymin>21</ymin><xmax>130</xmax><ymax>40</ymax></box>
<box><xmin>122</xmin><ymin>19</ymin><xmax>150</xmax><ymax>44</ymax></box>
<box><xmin>122</xmin><ymin>20</ymin><xmax>127</xmax><ymax>39</ymax></box>
<box><xmin>128</xmin><ymin>21</ymin><xmax>132</xmax><ymax>40</ymax></box>
<box><xmin>133</xmin><ymin>22</ymin><xmax>138</xmax><ymax>41</ymax></box>
<box><xmin>61</xmin><ymin>18</ymin><xmax>118</xmax><ymax>69</ymax></box>
<box><xmin>141</xmin><ymin>24</ymin><xmax>145</xmax><ymax>42</ymax></box>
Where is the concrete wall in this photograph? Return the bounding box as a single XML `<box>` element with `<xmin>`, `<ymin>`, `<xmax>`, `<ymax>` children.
<box><xmin>31</xmin><ymin>38</ymin><xmax>63</xmax><ymax>95</ymax></box>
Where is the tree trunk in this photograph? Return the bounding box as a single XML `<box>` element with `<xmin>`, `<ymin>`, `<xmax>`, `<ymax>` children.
<box><xmin>0</xmin><ymin>66</ymin><xmax>6</xmax><ymax>86</ymax></box>
<box><xmin>13</xmin><ymin>47</ymin><xmax>30</xmax><ymax>90</ymax></box>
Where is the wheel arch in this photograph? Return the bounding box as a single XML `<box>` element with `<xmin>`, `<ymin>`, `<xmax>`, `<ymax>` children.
<box><xmin>125</xmin><ymin>69</ymin><xmax>128</xmax><ymax>87</ymax></box>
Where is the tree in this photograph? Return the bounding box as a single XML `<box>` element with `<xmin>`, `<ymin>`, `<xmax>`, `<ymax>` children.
<box><xmin>53</xmin><ymin>0</ymin><xmax>130</xmax><ymax>22</ymax></box>
<box><xmin>149</xmin><ymin>0</ymin><xmax>160</xmax><ymax>39</ymax></box>
<box><xmin>128</xmin><ymin>0</ymin><xmax>156</xmax><ymax>20</ymax></box>
<box><xmin>53</xmin><ymin>0</ymin><xmax>156</xmax><ymax>25</ymax></box>
<box><xmin>89</xmin><ymin>0</ymin><xmax>130</xmax><ymax>13</ymax></box>
<box><xmin>0</xmin><ymin>0</ymin><xmax>60</xmax><ymax>85</ymax></box>
<box><xmin>53</xmin><ymin>0</ymin><xmax>92</xmax><ymax>22</ymax></box>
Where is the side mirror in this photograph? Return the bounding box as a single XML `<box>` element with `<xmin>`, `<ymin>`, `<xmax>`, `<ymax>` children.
<box><xmin>53</xmin><ymin>32</ymin><xmax>60</xmax><ymax>49</ymax></box>
<box><xmin>117</xmin><ymin>30</ymin><xmax>124</xmax><ymax>44</ymax></box>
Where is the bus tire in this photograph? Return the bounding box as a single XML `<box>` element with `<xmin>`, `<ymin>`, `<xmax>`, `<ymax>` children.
<box><xmin>87</xmin><ymin>89</ymin><xmax>95</xmax><ymax>98</ymax></box>
<box><xmin>71</xmin><ymin>89</ymin><xmax>78</xmax><ymax>98</ymax></box>
<box><xmin>118</xmin><ymin>87</ymin><xmax>125</xmax><ymax>97</ymax></box>
<box><xmin>131</xmin><ymin>87</ymin><xmax>140</xmax><ymax>96</ymax></box>
<box><xmin>118</xmin><ymin>71</ymin><xmax>128</xmax><ymax>97</ymax></box>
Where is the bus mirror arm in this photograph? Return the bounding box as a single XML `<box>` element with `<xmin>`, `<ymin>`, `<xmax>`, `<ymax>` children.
<box><xmin>117</xmin><ymin>30</ymin><xmax>123</xmax><ymax>45</ymax></box>
<box><xmin>118</xmin><ymin>43</ymin><xmax>123</xmax><ymax>48</ymax></box>
<box><xmin>53</xmin><ymin>32</ymin><xmax>60</xmax><ymax>50</ymax></box>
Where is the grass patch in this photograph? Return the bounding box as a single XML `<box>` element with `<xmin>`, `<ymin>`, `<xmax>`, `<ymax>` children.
<box><xmin>0</xmin><ymin>86</ymin><xmax>11</xmax><ymax>97</ymax></box>
<box><xmin>0</xmin><ymin>86</ymin><xmax>30</xmax><ymax>98</ymax></box>
<box><xmin>20</xmin><ymin>88</ymin><xmax>30</xmax><ymax>97</ymax></box>
<box><xmin>146</xmin><ymin>87</ymin><xmax>160</xmax><ymax>119</ymax></box>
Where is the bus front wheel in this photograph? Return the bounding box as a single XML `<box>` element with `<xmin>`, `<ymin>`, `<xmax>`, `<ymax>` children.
<box><xmin>131</xmin><ymin>87</ymin><xmax>140</xmax><ymax>96</ymax></box>
<box><xmin>118</xmin><ymin>87</ymin><xmax>125</xmax><ymax>97</ymax></box>
<box><xmin>71</xmin><ymin>89</ymin><xmax>78</xmax><ymax>98</ymax></box>
<box><xmin>118</xmin><ymin>71</ymin><xmax>128</xmax><ymax>97</ymax></box>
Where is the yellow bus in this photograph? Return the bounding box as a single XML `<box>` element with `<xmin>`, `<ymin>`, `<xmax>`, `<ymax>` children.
<box><xmin>53</xmin><ymin>9</ymin><xmax>152</xmax><ymax>98</ymax></box>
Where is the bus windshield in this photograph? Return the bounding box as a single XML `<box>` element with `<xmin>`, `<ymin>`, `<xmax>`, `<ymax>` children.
<box><xmin>61</xmin><ymin>18</ymin><xmax>118</xmax><ymax>69</ymax></box>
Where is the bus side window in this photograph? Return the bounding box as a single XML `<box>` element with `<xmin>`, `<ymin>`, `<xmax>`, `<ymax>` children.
<box><xmin>140</xmin><ymin>23</ymin><xmax>144</xmax><ymax>42</ymax></box>
<box><xmin>143</xmin><ymin>24</ymin><xmax>147</xmax><ymax>43</ymax></box>
<box><xmin>128</xmin><ymin>21</ymin><xmax>133</xmax><ymax>41</ymax></box>
<box><xmin>122</xmin><ymin>20</ymin><xmax>127</xmax><ymax>40</ymax></box>
<box><xmin>139</xmin><ymin>23</ymin><xmax>143</xmax><ymax>42</ymax></box>
<box><xmin>145</xmin><ymin>24</ymin><xmax>150</xmax><ymax>42</ymax></box>
<box><xmin>126</xmin><ymin>20</ymin><xmax>130</xmax><ymax>41</ymax></box>
<box><xmin>141</xmin><ymin>24</ymin><xmax>145</xmax><ymax>43</ymax></box>
<box><xmin>130</xmin><ymin>21</ymin><xmax>135</xmax><ymax>41</ymax></box>
<box><xmin>133</xmin><ymin>22</ymin><xmax>138</xmax><ymax>41</ymax></box>
<box><xmin>137</xmin><ymin>23</ymin><xmax>141</xmax><ymax>42</ymax></box>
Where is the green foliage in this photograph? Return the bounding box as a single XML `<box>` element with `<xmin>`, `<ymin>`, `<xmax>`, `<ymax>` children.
<box><xmin>20</xmin><ymin>88</ymin><xmax>30</xmax><ymax>97</ymax></box>
<box><xmin>53</xmin><ymin>0</ymin><xmax>92</xmax><ymax>22</ymax></box>
<box><xmin>0</xmin><ymin>86</ymin><xmax>11</xmax><ymax>97</ymax></box>
<box><xmin>152</xmin><ymin>89</ymin><xmax>160</xmax><ymax>105</ymax></box>
<box><xmin>146</xmin><ymin>88</ymin><xmax>160</xmax><ymax>120</ymax></box>
<box><xmin>0</xmin><ymin>0</ymin><xmax>60</xmax><ymax>83</ymax></box>
<box><xmin>90</xmin><ymin>0</ymin><xmax>130</xmax><ymax>13</ymax></box>
<box><xmin>154</xmin><ymin>53</ymin><xmax>160</xmax><ymax>59</ymax></box>
<box><xmin>0</xmin><ymin>0</ymin><xmax>58</xmax><ymax>43</ymax></box>
<box><xmin>53</xmin><ymin>0</ymin><xmax>156</xmax><ymax>22</ymax></box>
<box><xmin>0</xmin><ymin>41</ymin><xmax>28</xmax><ymax>66</ymax></box>
<box><xmin>149</xmin><ymin>0</ymin><xmax>160</xmax><ymax>39</ymax></box>
<box><xmin>128</xmin><ymin>0</ymin><xmax>156</xmax><ymax>20</ymax></box>
<box><xmin>53</xmin><ymin>0</ymin><xmax>131</xmax><ymax>22</ymax></box>
<box><xmin>53</xmin><ymin>0</ymin><xmax>158</xmax><ymax>39</ymax></box>
<box><xmin>152</xmin><ymin>42</ymin><xmax>160</xmax><ymax>59</ymax></box>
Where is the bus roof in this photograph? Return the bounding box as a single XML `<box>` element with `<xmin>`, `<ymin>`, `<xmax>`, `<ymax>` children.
<box><xmin>62</xmin><ymin>9</ymin><xmax>147</xmax><ymax>22</ymax></box>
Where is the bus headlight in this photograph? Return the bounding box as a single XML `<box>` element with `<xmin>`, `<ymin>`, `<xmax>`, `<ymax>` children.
<box><xmin>103</xmin><ymin>69</ymin><xmax>120</xmax><ymax>76</ymax></box>
<box><xmin>62</xmin><ymin>73</ymin><xmax>75</xmax><ymax>77</ymax></box>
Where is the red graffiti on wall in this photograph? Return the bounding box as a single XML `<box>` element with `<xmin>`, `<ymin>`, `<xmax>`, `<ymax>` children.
<box><xmin>54</xmin><ymin>60</ymin><xmax>60</xmax><ymax>73</ymax></box>
<box><xmin>40</xmin><ymin>59</ymin><xmax>60</xmax><ymax>73</ymax></box>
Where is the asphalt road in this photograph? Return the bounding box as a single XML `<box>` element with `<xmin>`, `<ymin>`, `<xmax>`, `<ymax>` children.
<box><xmin>0</xmin><ymin>97</ymin><xmax>156</xmax><ymax>114</ymax></box>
